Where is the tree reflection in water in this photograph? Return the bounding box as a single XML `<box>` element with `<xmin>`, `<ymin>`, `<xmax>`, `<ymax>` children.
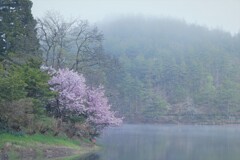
<box><xmin>78</xmin><ymin>153</ymin><xmax>100</xmax><ymax>160</ymax></box>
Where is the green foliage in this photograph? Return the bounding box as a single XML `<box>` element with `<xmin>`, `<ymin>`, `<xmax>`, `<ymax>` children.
<box><xmin>0</xmin><ymin>66</ymin><xmax>27</xmax><ymax>101</ymax></box>
<box><xmin>215</xmin><ymin>81</ymin><xmax>240</xmax><ymax>113</ymax></box>
<box><xmin>0</xmin><ymin>60</ymin><xmax>54</xmax><ymax>133</ymax></box>
<box><xmin>101</xmin><ymin>17</ymin><xmax>240</xmax><ymax>122</ymax></box>
<box><xmin>0</xmin><ymin>60</ymin><xmax>52</xmax><ymax>101</ymax></box>
<box><xmin>0</xmin><ymin>0</ymin><xmax>44</xmax><ymax>133</ymax></box>
<box><xmin>18</xmin><ymin>64</ymin><xmax>52</xmax><ymax>100</ymax></box>
<box><xmin>0</xmin><ymin>98</ymin><xmax>34</xmax><ymax>132</ymax></box>
<box><xmin>143</xmin><ymin>94</ymin><xmax>168</xmax><ymax>121</ymax></box>
<box><xmin>0</xmin><ymin>0</ymin><xmax>110</xmax><ymax>142</ymax></box>
<box><xmin>0</xmin><ymin>0</ymin><xmax>40</xmax><ymax>62</ymax></box>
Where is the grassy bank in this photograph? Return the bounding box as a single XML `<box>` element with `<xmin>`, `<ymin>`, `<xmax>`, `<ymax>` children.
<box><xmin>0</xmin><ymin>133</ymin><xmax>98</xmax><ymax>160</ymax></box>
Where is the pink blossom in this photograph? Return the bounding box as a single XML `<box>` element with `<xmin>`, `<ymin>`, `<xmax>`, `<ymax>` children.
<box><xmin>87</xmin><ymin>86</ymin><xmax>122</xmax><ymax>126</ymax></box>
<box><xmin>49</xmin><ymin>68</ymin><xmax>122</xmax><ymax>126</ymax></box>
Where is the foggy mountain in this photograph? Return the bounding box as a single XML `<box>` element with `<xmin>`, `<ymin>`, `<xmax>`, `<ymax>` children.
<box><xmin>100</xmin><ymin>16</ymin><xmax>240</xmax><ymax>123</ymax></box>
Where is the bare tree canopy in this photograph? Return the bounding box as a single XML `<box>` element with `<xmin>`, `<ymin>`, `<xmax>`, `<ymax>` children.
<box><xmin>37</xmin><ymin>11</ymin><xmax>104</xmax><ymax>71</ymax></box>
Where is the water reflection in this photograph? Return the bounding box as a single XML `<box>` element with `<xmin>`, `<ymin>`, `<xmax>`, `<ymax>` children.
<box><xmin>78</xmin><ymin>153</ymin><xmax>100</xmax><ymax>160</ymax></box>
<box><xmin>80</xmin><ymin>125</ymin><xmax>240</xmax><ymax>160</ymax></box>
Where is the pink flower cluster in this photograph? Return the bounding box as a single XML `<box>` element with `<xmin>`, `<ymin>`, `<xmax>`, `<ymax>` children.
<box><xmin>49</xmin><ymin>68</ymin><xmax>122</xmax><ymax>126</ymax></box>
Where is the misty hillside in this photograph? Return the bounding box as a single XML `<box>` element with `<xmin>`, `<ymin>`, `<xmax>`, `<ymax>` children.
<box><xmin>100</xmin><ymin>17</ymin><xmax>240</xmax><ymax>123</ymax></box>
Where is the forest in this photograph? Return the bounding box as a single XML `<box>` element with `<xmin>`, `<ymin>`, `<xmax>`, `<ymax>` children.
<box><xmin>100</xmin><ymin>16</ymin><xmax>240</xmax><ymax>123</ymax></box>
<box><xmin>0</xmin><ymin>0</ymin><xmax>121</xmax><ymax>142</ymax></box>
<box><xmin>1</xmin><ymin>0</ymin><xmax>240</xmax><ymax>159</ymax></box>
<box><xmin>1</xmin><ymin>0</ymin><xmax>240</xmax><ymax>139</ymax></box>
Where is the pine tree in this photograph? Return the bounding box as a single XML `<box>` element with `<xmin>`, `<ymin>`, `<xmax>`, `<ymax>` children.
<box><xmin>0</xmin><ymin>0</ymin><xmax>39</xmax><ymax>62</ymax></box>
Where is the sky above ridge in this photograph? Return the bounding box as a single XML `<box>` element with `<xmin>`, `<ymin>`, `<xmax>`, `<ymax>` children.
<box><xmin>31</xmin><ymin>0</ymin><xmax>240</xmax><ymax>35</ymax></box>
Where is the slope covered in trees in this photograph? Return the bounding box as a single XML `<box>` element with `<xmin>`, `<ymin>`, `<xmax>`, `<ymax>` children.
<box><xmin>100</xmin><ymin>16</ymin><xmax>240</xmax><ymax>123</ymax></box>
<box><xmin>0</xmin><ymin>0</ymin><xmax>121</xmax><ymax>140</ymax></box>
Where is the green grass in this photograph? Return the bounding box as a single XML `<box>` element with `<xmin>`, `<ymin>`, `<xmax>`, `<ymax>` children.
<box><xmin>0</xmin><ymin>133</ymin><xmax>99</xmax><ymax>159</ymax></box>
<box><xmin>0</xmin><ymin>133</ymin><xmax>81</xmax><ymax>149</ymax></box>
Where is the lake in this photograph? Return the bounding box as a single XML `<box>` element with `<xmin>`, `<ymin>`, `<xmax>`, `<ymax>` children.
<box><xmin>79</xmin><ymin>124</ymin><xmax>240</xmax><ymax>160</ymax></box>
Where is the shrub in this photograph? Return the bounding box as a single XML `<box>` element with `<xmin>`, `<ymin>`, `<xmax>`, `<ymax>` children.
<box><xmin>0</xmin><ymin>98</ymin><xmax>34</xmax><ymax>132</ymax></box>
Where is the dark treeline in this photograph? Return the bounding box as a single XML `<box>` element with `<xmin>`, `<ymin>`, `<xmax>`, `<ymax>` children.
<box><xmin>100</xmin><ymin>16</ymin><xmax>240</xmax><ymax>123</ymax></box>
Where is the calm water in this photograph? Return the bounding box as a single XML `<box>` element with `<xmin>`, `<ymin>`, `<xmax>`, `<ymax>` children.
<box><xmin>79</xmin><ymin>124</ymin><xmax>240</xmax><ymax>160</ymax></box>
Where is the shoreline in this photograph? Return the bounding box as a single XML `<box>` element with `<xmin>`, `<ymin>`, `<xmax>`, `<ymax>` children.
<box><xmin>0</xmin><ymin>133</ymin><xmax>99</xmax><ymax>160</ymax></box>
<box><xmin>123</xmin><ymin>120</ymin><xmax>240</xmax><ymax>126</ymax></box>
<box><xmin>125</xmin><ymin>116</ymin><xmax>240</xmax><ymax>125</ymax></box>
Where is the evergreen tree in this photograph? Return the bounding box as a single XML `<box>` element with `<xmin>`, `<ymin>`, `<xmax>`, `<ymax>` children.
<box><xmin>0</xmin><ymin>0</ymin><xmax>39</xmax><ymax>62</ymax></box>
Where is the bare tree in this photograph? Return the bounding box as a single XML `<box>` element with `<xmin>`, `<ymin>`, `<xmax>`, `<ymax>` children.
<box><xmin>37</xmin><ymin>11</ymin><xmax>74</xmax><ymax>68</ymax></box>
<box><xmin>70</xmin><ymin>20</ymin><xmax>103</xmax><ymax>71</ymax></box>
<box><xmin>37</xmin><ymin>12</ymin><xmax>104</xmax><ymax>71</ymax></box>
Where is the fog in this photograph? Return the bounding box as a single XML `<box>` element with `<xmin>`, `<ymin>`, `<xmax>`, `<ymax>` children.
<box><xmin>31</xmin><ymin>0</ymin><xmax>240</xmax><ymax>35</ymax></box>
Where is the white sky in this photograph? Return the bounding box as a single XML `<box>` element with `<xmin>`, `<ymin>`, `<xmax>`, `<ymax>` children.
<box><xmin>31</xmin><ymin>0</ymin><xmax>240</xmax><ymax>35</ymax></box>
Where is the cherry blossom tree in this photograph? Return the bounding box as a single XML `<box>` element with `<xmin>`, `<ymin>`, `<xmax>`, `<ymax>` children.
<box><xmin>86</xmin><ymin>86</ymin><xmax>122</xmax><ymax>126</ymax></box>
<box><xmin>48</xmin><ymin>68</ymin><xmax>122</xmax><ymax>131</ymax></box>
<box><xmin>49</xmin><ymin>68</ymin><xmax>87</xmax><ymax>114</ymax></box>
